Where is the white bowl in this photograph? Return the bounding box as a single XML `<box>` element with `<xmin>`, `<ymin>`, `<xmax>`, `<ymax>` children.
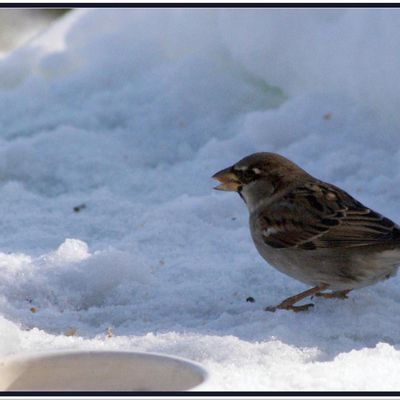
<box><xmin>0</xmin><ymin>350</ymin><xmax>209</xmax><ymax>391</ymax></box>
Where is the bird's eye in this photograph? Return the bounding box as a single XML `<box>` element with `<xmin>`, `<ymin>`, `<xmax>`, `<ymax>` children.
<box><xmin>234</xmin><ymin>167</ymin><xmax>257</xmax><ymax>183</ymax></box>
<box><xmin>243</xmin><ymin>169</ymin><xmax>256</xmax><ymax>180</ymax></box>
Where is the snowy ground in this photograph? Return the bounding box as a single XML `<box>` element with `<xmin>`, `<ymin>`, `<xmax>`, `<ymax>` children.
<box><xmin>1</xmin><ymin>8</ymin><xmax>400</xmax><ymax>391</ymax></box>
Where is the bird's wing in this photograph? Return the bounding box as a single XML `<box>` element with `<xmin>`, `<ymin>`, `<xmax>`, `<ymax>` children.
<box><xmin>258</xmin><ymin>181</ymin><xmax>400</xmax><ymax>250</ymax></box>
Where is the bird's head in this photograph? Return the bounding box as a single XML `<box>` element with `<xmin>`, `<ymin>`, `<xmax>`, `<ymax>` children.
<box><xmin>212</xmin><ymin>152</ymin><xmax>309</xmax><ymax>212</ymax></box>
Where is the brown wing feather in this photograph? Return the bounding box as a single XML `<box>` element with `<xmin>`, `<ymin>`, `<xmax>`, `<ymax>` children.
<box><xmin>258</xmin><ymin>181</ymin><xmax>400</xmax><ymax>250</ymax></box>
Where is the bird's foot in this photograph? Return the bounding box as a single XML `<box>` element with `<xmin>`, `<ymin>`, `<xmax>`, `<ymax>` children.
<box><xmin>264</xmin><ymin>284</ymin><xmax>328</xmax><ymax>313</ymax></box>
<box><xmin>315</xmin><ymin>289</ymin><xmax>351</xmax><ymax>299</ymax></box>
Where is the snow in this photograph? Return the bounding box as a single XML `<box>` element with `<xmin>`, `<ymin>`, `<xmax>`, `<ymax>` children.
<box><xmin>0</xmin><ymin>8</ymin><xmax>400</xmax><ymax>390</ymax></box>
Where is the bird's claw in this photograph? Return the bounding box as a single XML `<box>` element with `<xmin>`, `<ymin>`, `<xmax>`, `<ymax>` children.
<box><xmin>315</xmin><ymin>290</ymin><xmax>350</xmax><ymax>299</ymax></box>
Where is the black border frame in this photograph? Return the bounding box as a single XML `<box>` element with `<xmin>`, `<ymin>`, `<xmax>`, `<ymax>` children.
<box><xmin>0</xmin><ymin>2</ymin><xmax>399</xmax><ymax>397</ymax></box>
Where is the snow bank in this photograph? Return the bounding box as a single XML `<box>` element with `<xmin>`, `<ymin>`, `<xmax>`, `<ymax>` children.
<box><xmin>0</xmin><ymin>8</ymin><xmax>400</xmax><ymax>390</ymax></box>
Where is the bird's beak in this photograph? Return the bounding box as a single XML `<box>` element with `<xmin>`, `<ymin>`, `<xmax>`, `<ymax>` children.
<box><xmin>212</xmin><ymin>167</ymin><xmax>241</xmax><ymax>191</ymax></box>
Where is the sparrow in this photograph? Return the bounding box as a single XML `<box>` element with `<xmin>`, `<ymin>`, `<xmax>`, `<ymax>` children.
<box><xmin>212</xmin><ymin>152</ymin><xmax>400</xmax><ymax>312</ymax></box>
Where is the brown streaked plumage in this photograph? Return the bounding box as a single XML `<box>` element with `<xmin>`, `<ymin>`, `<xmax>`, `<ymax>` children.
<box><xmin>212</xmin><ymin>152</ymin><xmax>400</xmax><ymax>312</ymax></box>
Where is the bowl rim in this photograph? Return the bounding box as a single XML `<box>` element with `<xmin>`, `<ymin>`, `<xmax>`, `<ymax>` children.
<box><xmin>0</xmin><ymin>349</ymin><xmax>209</xmax><ymax>392</ymax></box>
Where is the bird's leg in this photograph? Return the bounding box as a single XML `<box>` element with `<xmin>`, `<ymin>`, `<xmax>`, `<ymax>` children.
<box><xmin>265</xmin><ymin>284</ymin><xmax>329</xmax><ymax>312</ymax></box>
<box><xmin>315</xmin><ymin>289</ymin><xmax>351</xmax><ymax>299</ymax></box>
